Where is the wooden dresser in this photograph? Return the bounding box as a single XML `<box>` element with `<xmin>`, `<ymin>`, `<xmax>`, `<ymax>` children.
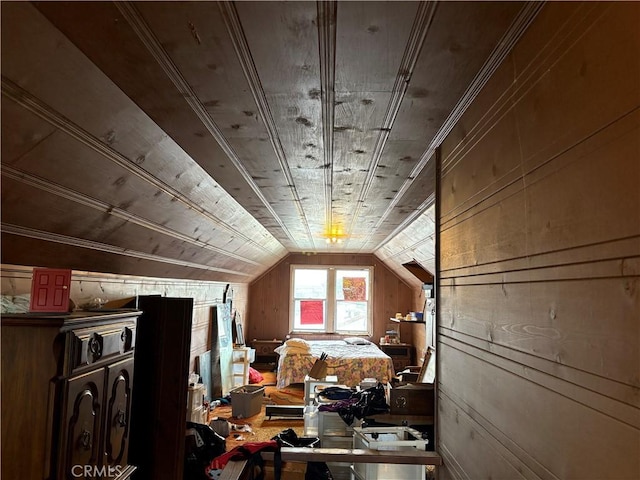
<box><xmin>379</xmin><ymin>343</ymin><xmax>414</xmax><ymax>372</ymax></box>
<box><xmin>1</xmin><ymin>309</ymin><xmax>141</xmax><ymax>480</ymax></box>
<box><xmin>250</xmin><ymin>339</ymin><xmax>282</xmax><ymax>369</ymax></box>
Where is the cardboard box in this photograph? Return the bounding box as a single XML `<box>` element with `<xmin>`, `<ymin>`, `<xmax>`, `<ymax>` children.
<box><xmin>389</xmin><ymin>383</ymin><xmax>434</xmax><ymax>416</ymax></box>
<box><xmin>230</xmin><ymin>385</ymin><xmax>264</xmax><ymax>418</ymax></box>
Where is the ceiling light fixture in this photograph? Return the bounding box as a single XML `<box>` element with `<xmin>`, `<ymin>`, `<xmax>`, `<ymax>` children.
<box><xmin>323</xmin><ymin>225</ymin><xmax>347</xmax><ymax>245</ymax></box>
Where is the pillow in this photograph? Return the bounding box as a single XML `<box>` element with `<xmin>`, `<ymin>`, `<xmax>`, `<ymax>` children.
<box><xmin>285</xmin><ymin>338</ymin><xmax>310</xmax><ymax>349</ymax></box>
<box><xmin>344</xmin><ymin>337</ymin><xmax>371</xmax><ymax>345</ymax></box>
<box><xmin>274</xmin><ymin>344</ymin><xmax>309</xmax><ymax>355</ymax></box>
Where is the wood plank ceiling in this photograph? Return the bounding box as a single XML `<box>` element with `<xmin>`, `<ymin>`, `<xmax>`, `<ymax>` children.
<box><xmin>1</xmin><ymin>1</ymin><xmax>528</xmax><ymax>282</ymax></box>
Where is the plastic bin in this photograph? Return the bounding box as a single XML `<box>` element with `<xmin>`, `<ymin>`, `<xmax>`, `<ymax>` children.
<box><xmin>351</xmin><ymin>426</ymin><xmax>428</xmax><ymax>480</ymax></box>
<box><xmin>303</xmin><ymin>405</ymin><xmax>319</xmax><ymax>437</ymax></box>
<box><xmin>187</xmin><ymin>405</ymin><xmax>207</xmax><ymax>424</ymax></box>
<box><xmin>229</xmin><ymin>385</ymin><xmax>264</xmax><ymax>418</ymax></box>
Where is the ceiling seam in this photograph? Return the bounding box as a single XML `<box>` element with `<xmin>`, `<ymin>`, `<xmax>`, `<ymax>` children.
<box><xmin>217</xmin><ymin>1</ymin><xmax>315</xmax><ymax>246</ymax></box>
<box><xmin>1</xmin><ymin>165</ymin><xmax>264</xmax><ymax>267</ymax></box>
<box><xmin>369</xmin><ymin>1</ymin><xmax>544</xmax><ymax>252</ymax></box>
<box><xmin>1</xmin><ymin>77</ymin><xmax>279</xmax><ymax>256</ymax></box>
<box><xmin>1</xmin><ymin>224</ymin><xmax>252</xmax><ymax>277</ymax></box>
<box><xmin>345</xmin><ymin>0</ymin><xmax>438</xmax><ymax>249</ymax></box>
<box><xmin>317</xmin><ymin>1</ymin><xmax>337</xmax><ymax>238</ymax></box>
<box><xmin>115</xmin><ymin>1</ymin><xmax>301</xmax><ymax>247</ymax></box>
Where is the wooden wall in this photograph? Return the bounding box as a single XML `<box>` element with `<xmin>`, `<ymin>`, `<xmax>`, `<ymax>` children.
<box><xmin>246</xmin><ymin>253</ymin><xmax>414</xmax><ymax>343</ymax></box>
<box><xmin>0</xmin><ymin>264</ymin><xmax>248</xmax><ymax>373</ymax></box>
<box><xmin>437</xmin><ymin>2</ymin><xmax>639</xmax><ymax>479</ymax></box>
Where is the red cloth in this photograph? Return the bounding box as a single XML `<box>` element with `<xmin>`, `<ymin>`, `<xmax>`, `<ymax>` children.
<box><xmin>248</xmin><ymin>367</ymin><xmax>264</xmax><ymax>384</ymax></box>
<box><xmin>206</xmin><ymin>441</ymin><xmax>279</xmax><ymax>472</ymax></box>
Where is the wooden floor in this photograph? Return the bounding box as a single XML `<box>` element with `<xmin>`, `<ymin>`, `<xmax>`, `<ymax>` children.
<box><xmin>206</xmin><ymin>370</ymin><xmax>306</xmax><ymax>449</ymax></box>
<box><xmin>209</xmin><ymin>402</ymin><xmax>305</xmax><ymax>447</ymax></box>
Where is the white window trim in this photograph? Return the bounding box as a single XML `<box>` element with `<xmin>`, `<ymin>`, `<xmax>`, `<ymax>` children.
<box><xmin>289</xmin><ymin>264</ymin><xmax>373</xmax><ymax>335</ymax></box>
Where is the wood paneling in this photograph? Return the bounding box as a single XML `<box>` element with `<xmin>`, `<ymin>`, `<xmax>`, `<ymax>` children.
<box><xmin>376</xmin><ymin>203</ymin><xmax>436</xmax><ymax>288</ymax></box>
<box><xmin>2</xmin><ymin>1</ymin><xmax>286</xmax><ymax>282</ymax></box>
<box><xmin>411</xmin><ymin>321</ymin><xmax>427</xmax><ymax>365</ymax></box>
<box><xmin>1</xmin><ymin>1</ymin><xmax>527</xmax><ymax>270</ymax></box>
<box><xmin>437</xmin><ymin>2</ymin><xmax>640</xmax><ymax>479</ymax></box>
<box><xmin>247</xmin><ymin>253</ymin><xmax>413</xmax><ymax>343</ymax></box>
<box><xmin>0</xmin><ymin>265</ymin><xmax>247</xmax><ymax>374</ymax></box>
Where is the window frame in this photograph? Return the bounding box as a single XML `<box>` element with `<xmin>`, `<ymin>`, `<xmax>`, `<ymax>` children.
<box><xmin>289</xmin><ymin>264</ymin><xmax>373</xmax><ymax>335</ymax></box>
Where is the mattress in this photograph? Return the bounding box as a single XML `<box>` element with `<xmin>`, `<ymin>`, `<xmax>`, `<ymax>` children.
<box><xmin>275</xmin><ymin>340</ymin><xmax>395</xmax><ymax>389</ymax></box>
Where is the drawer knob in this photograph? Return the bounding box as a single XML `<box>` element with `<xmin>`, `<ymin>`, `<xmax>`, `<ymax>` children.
<box><xmin>120</xmin><ymin>327</ymin><xmax>133</xmax><ymax>353</ymax></box>
<box><xmin>87</xmin><ymin>333</ymin><xmax>103</xmax><ymax>363</ymax></box>
<box><xmin>395</xmin><ymin>396</ymin><xmax>407</xmax><ymax>409</ymax></box>
<box><xmin>79</xmin><ymin>429</ymin><xmax>92</xmax><ymax>450</ymax></box>
<box><xmin>115</xmin><ymin>409</ymin><xmax>127</xmax><ymax>428</ymax></box>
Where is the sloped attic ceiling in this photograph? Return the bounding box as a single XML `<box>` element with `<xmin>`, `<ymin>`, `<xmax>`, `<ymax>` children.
<box><xmin>1</xmin><ymin>1</ymin><xmax>532</xmax><ymax>283</ymax></box>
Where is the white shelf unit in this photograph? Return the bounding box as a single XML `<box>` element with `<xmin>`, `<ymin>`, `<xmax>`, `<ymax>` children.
<box><xmin>232</xmin><ymin>347</ymin><xmax>255</xmax><ymax>387</ymax></box>
<box><xmin>303</xmin><ymin>374</ymin><xmax>339</xmax><ymax>405</ymax></box>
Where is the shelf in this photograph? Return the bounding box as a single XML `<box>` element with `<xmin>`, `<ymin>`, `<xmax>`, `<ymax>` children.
<box><xmin>390</xmin><ymin>318</ymin><xmax>425</xmax><ymax>324</ymax></box>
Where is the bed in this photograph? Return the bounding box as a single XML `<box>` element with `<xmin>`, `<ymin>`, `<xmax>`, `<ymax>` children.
<box><xmin>274</xmin><ymin>339</ymin><xmax>395</xmax><ymax>389</ymax></box>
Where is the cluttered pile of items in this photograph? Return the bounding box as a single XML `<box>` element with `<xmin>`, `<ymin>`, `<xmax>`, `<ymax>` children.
<box><xmin>184</xmin><ymin>349</ymin><xmax>437</xmax><ymax>479</ymax></box>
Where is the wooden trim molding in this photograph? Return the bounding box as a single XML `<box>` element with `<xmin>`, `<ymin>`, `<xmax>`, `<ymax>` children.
<box><xmin>1</xmin><ymin>224</ymin><xmax>251</xmax><ymax>277</ymax></box>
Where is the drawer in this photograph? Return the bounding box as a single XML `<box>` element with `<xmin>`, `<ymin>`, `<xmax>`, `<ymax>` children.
<box><xmin>256</xmin><ymin>344</ymin><xmax>271</xmax><ymax>355</ymax></box>
<box><xmin>318</xmin><ymin>411</ymin><xmax>360</xmax><ymax>437</ymax></box>
<box><xmin>232</xmin><ymin>348</ymin><xmax>255</xmax><ymax>362</ymax></box>
<box><xmin>68</xmin><ymin>320</ymin><xmax>137</xmax><ymax>374</ymax></box>
<box><xmin>393</xmin><ymin>357</ymin><xmax>412</xmax><ymax>372</ymax></box>
<box><xmin>253</xmin><ymin>342</ymin><xmax>281</xmax><ymax>356</ymax></box>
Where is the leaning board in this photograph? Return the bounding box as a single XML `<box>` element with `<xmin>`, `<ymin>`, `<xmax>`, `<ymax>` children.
<box><xmin>197</xmin><ymin>350</ymin><xmax>212</xmax><ymax>403</ymax></box>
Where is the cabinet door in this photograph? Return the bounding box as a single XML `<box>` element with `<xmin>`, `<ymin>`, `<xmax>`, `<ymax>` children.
<box><xmin>104</xmin><ymin>357</ymin><xmax>134</xmax><ymax>470</ymax></box>
<box><xmin>60</xmin><ymin>369</ymin><xmax>104</xmax><ymax>479</ymax></box>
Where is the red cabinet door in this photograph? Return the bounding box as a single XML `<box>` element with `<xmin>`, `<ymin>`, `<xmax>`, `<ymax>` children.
<box><xmin>29</xmin><ymin>268</ymin><xmax>71</xmax><ymax>312</ymax></box>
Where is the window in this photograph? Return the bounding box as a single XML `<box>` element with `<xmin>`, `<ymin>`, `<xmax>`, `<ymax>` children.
<box><xmin>290</xmin><ymin>265</ymin><xmax>373</xmax><ymax>334</ymax></box>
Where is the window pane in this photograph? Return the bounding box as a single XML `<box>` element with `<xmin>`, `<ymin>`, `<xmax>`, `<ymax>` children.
<box><xmin>335</xmin><ymin>269</ymin><xmax>369</xmax><ymax>332</ymax></box>
<box><xmin>294</xmin><ymin>269</ymin><xmax>327</xmax><ymax>298</ymax></box>
<box><xmin>335</xmin><ymin>301</ymin><xmax>368</xmax><ymax>332</ymax></box>
<box><xmin>293</xmin><ymin>269</ymin><xmax>327</xmax><ymax>330</ymax></box>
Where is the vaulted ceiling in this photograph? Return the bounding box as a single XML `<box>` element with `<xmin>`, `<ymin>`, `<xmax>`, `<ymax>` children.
<box><xmin>1</xmin><ymin>1</ymin><xmax>529</xmax><ymax>283</ymax></box>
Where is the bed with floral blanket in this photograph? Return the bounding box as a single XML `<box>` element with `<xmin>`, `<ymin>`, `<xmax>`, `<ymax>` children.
<box><xmin>274</xmin><ymin>339</ymin><xmax>395</xmax><ymax>389</ymax></box>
